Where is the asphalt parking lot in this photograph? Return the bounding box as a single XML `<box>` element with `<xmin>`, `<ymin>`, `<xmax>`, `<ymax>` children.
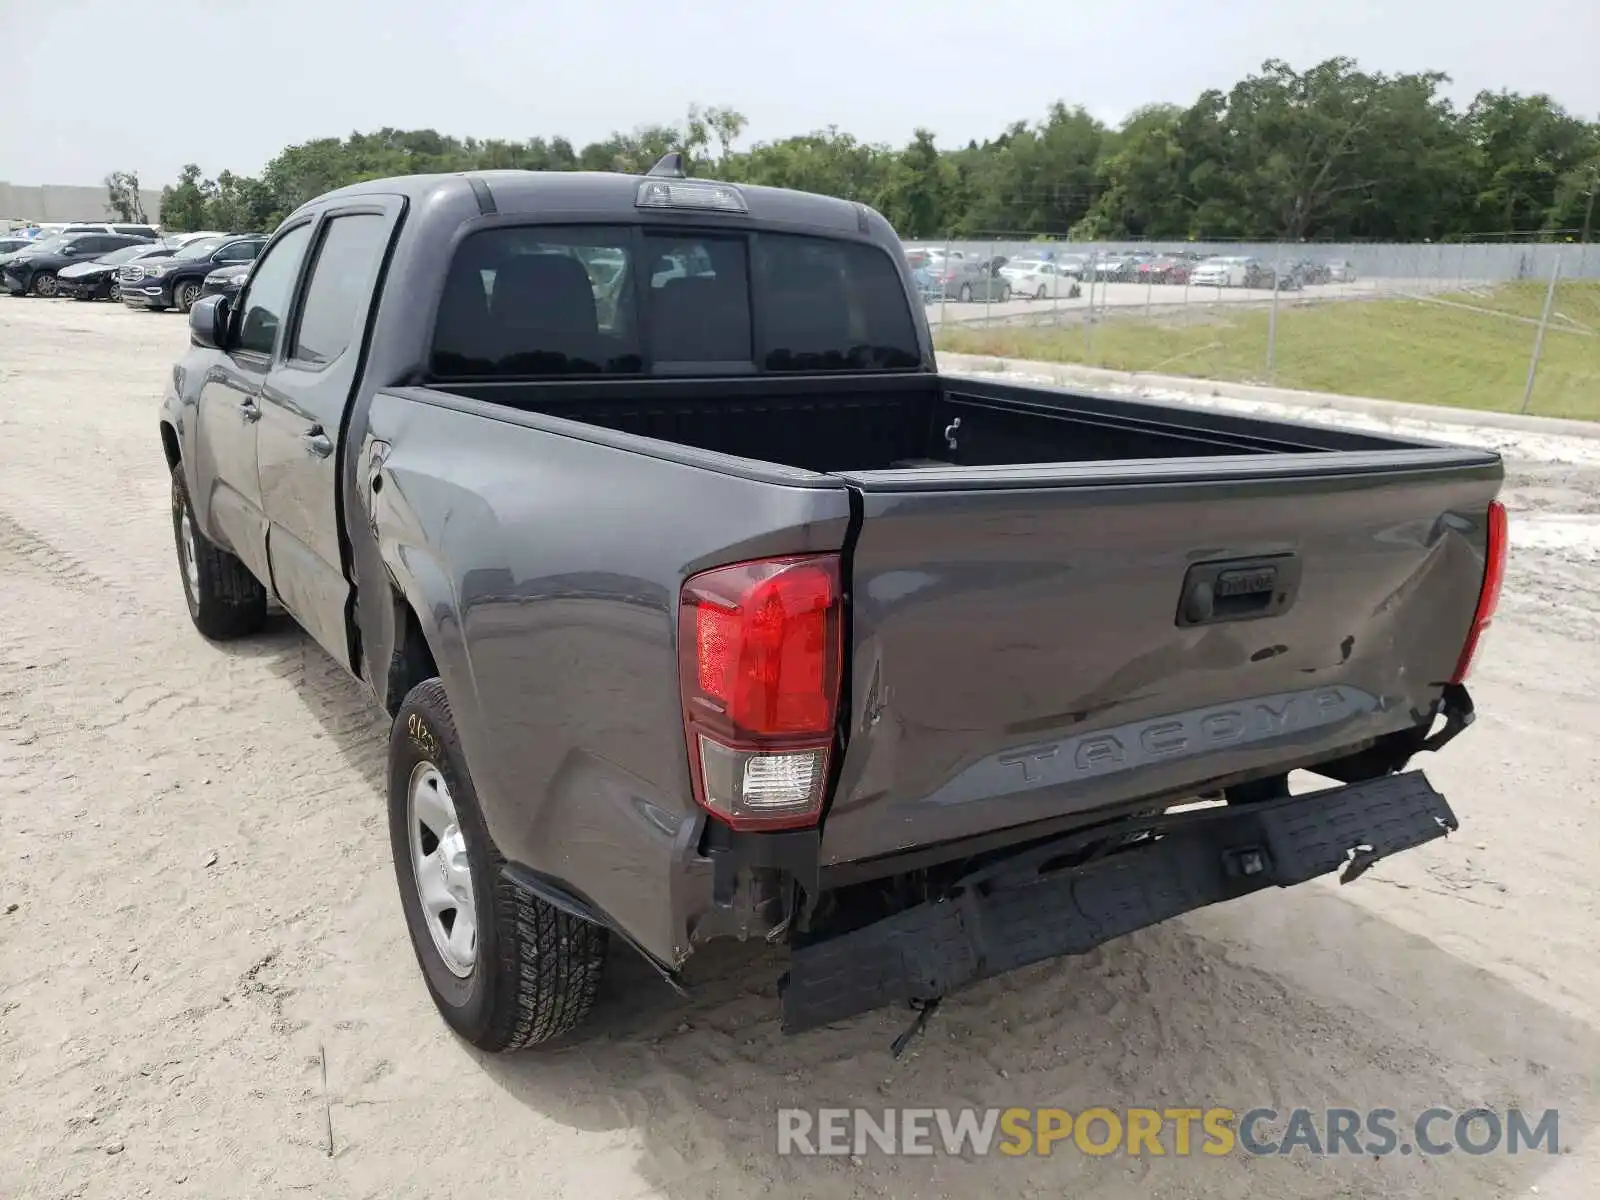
<box><xmin>1</xmin><ymin>296</ymin><xmax>1596</xmax><ymax>1200</ymax></box>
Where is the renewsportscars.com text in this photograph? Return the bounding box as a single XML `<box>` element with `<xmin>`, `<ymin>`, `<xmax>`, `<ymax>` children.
<box><xmin>776</xmin><ymin>1106</ymin><xmax>1561</xmax><ymax>1158</ymax></box>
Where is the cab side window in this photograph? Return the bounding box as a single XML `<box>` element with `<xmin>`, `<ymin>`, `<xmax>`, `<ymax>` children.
<box><xmin>289</xmin><ymin>214</ymin><xmax>389</xmax><ymax>367</ymax></box>
<box><xmin>234</xmin><ymin>224</ymin><xmax>313</xmax><ymax>357</ymax></box>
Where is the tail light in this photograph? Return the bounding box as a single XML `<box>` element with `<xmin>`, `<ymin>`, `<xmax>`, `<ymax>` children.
<box><xmin>1450</xmin><ymin>500</ymin><xmax>1508</xmax><ymax>683</ymax></box>
<box><xmin>678</xmin><ymin>555</ymin><xmax>843</xmax><ymax>830</ymax></box>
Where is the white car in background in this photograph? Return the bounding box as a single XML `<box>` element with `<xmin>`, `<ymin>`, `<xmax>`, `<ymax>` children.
<box><xmin>1190</xmin><ymin>256</ymin><xmax>1250</xmax><ymax>288</ymax></box>
<box><xmin>161</xmin><ymin>230</ymin><xmax>230</xmax><ymax>249</ymax></box>
<box><xmin>1000</xmin><ymin>258</ymin><xmax>1083</xmax><ymax>300</ymax></box>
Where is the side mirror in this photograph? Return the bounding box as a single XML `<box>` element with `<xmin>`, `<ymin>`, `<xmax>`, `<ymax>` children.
<box><xmin>189</xmin><ymin>293</ymin><xmax>229</xmax><ymax>349</ymax></box>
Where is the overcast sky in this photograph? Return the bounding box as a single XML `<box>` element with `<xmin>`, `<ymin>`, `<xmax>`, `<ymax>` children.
<box><xmin>2</xmin><ymin>0</ymin><xmax>1596</xmax><ymax>187</ymax></box>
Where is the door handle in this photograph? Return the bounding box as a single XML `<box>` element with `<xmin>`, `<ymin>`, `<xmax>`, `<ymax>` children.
<box><xmin>303</xmin><ymin>428</ymin><xmax>333</xmax><ymax>458</ymax></box>
<box><xmin>239</xmin><ymin>397</ymin><xmax>260</xmax><ymax>423</ymax></box>
<box><xmin>1176</xmin><ymin>554</ymin><xmax>1301</xmax><ymax>627</ymax></box>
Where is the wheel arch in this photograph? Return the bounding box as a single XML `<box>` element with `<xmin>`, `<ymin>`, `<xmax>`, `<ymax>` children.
<box><xmin>159</xmin><ymin>420</ymin><xmax>181</xmax><ymax>472</ymax></box>
<box><xmin>384</xmin><ymin>584</ymin><xmax>441</xmax><ymax>716</ymax></box>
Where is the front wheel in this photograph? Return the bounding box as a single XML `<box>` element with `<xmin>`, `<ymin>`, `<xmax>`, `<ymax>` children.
<box><xmin>175</xmin><ymin>281</ymin><xmax>202</xmax><ymax>313</ymax></box>
<box><xmin>958</xmin><ymin>283</ymin><xmax>972</xmax><ymax>302</ymax></box>
<box><xmin>999</xmin><ymin>284</ymin><xmax>1012</xmax><ymax>303</ymax></box>
<box><xmin>108</xmin><ymin>280</ymin><xmax>122</xmax><ymax>303</ymax></box>
<box><xmin>390</xmin><ymin>679</ymin><xmax>609</xmax><ymax>1051</ymax></box>
<box><xmin>30</xmin><ymin>272</ymin><xmax>58</xmax><ymax>298</ymax></box>
<box><xmin>170</xmin><ymin>464</ymin><xmax>267</xmax><ymax>639</ymax></box>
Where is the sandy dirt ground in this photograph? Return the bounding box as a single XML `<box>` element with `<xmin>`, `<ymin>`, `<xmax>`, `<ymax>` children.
<box><xmin>1</xmin><ymin>298</ymin><xmax>1597</xmax><ymax>1200</ymax></box>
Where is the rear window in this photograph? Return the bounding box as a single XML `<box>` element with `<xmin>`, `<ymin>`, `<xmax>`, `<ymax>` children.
<box><xmin>429</xmin><ymin>224</ymin><xmax>920</xmax><ymax>379</ymax></box>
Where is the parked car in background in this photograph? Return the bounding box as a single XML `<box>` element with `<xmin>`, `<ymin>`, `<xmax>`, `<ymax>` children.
<box><xmin>1242</xmin><ymin>258</ymin><xmax>1278</xmax><ymax>288</ymax></box>
<box><xmin>1191</xmin><ymin>256</ymin><xmax>1251</xmax><ymax>288</ymax></box>
<box><xmin>1266</xmin><ymin>264</ymin><xmax>1305</xmax><ymax>291</ymax></box>
<box><xmin>0</xmin><ymin>235</ymin><xmax>32</xmax><ymax>256</ymax></box>
<box><xmin>200</xmin><ymin>262</ymin><xmax>251</xmax><ymax>301</ymax></box>
<box><xmin>923</xmin><ymin>255</ymin><xmax>1012</xmax><ymax>302</ymax></box>
<box><xmin>1090</xmin><ymin>251</ymin><xmax>1141</xmax><ymax>282</ymax></box>
<box><xmin>905</xmin><ymin>248</ymin><xmax>965</xmax><ymax>272</ymax></box>
<box><xmin>57</xmin><ymin>242</ymin><xmax>175</xmax><ymax>301</ymax></box>
<box><xmin>0</xmin><ymin>233</ymin><xmax>63</xmax><ymax>276</ymax></box>
<box><xmin>1135</xmin><ymin>255</ymin><xmax>1194</xmax><ymax>285</ymax></box>
<box><xmin>1050</xmin><ymin>253</ymin><xmax>1088</xmax><ymax>279</ymax></box>
<box><xmin>161</xmin><ymin>230</ymin><xmax>231</xmax><ymax>249</ymax></box>
<box><xmin>1325</xmin><ymin>259</ymin><xmax>1357</xmax><ymax>283</ymax></box>
<box><xmin>1290</xmin><ymin>259</ymin><xmax>1332</xmax><ymax>285</ymax></box>
<box><xmin>121</xmin><ymin>233</ymin><xmax>266</xmax><ymax>312</ymax></box>
<box><xmin>26</xmin><ymin>221</ymin><xmax>161</xmax><ymax>240</ymax></box>
<box><xmin>3</xmin><ymin>231</ymin><xmax>153</xmax><ymax>297</ymax></box>
<box><xmin>1001</xmin><ymin>258</ymin><xmax>1082</xmax><ymax>299</ymax></box>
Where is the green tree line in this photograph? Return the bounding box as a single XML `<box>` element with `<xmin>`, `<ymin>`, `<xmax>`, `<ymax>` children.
<box><xmin>136</xmin><ymin>57</ymin><xmax>1598</xmax><ymax>243</ymax></box>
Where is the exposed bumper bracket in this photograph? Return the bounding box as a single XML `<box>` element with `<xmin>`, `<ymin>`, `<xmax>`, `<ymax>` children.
<box><xmin>780</xmin><ymin>770</ymin><xmax>1457</xmax><ymax>1034</ymax></box>
<box><xmin>1419</xmin><ymin>683</ymin><xmax>1475</xmax><ymax>755</ymax></box>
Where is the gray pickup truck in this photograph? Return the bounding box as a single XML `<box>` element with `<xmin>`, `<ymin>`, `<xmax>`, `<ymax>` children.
<box><xmin>159</xmin><ymin>158</ymin><xmax>1507</xmax><ymax>1052</ymax></box>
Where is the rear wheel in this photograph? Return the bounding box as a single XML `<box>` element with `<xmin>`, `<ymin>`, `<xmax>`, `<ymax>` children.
<box><xmin>390</xmin><ymin>679</ymin><xmax>609</xmax><ymax>1050</ymax></box>
<box><xmin>958</xmin><ymin>283</ymin><xmax>972</xmax><ymax>302</ymax></box>
<box><xmin>170</xmin><ymin>464</ymin><xmax>267</xmax><ymax>640</ymax></box>
<box><xmin>30</xmin><ymin>272</ymin><xmax>58</xmax><ymax>298</ymax></box>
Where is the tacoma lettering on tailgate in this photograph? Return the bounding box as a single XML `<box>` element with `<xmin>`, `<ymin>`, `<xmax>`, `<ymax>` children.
<box><xmin>927</xmin><ymin>685</ymin><xmax>1379</xmax><ymax>806</ymax></box>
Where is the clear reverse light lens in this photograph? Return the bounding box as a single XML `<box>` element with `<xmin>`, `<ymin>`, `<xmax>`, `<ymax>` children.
<box><xmin>697</xmin><ymin>738</ymin><xmax>825</xmax><ymax>823</ymax></box>
<box><xmin>741</xmin><ymin>751</ymin><xmax>822</xmax><ymax>810</ymax></box>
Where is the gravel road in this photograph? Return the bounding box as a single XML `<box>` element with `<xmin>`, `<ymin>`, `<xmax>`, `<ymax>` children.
<box><xmin>2</xmin><ymin>299</ymin><xmax>1596</xmax><ymax>1200</ymax></box>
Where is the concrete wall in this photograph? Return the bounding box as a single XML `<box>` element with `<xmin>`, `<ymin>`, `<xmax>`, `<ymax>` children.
<box><xmin>0</xmin><ymin>181</ymin><xmax>165</xmax><ymax>225</ymax></box>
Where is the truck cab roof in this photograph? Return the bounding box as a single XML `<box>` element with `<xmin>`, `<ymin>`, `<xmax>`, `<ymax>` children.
<box><xmin>288</xmin><ymin>170</ymin><xmax>881</xmax><ymax>240</ymax></box>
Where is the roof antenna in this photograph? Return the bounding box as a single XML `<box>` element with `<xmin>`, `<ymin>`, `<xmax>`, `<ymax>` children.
<box><xmin>647</xmin><ymin>152</ymin><xmax>686</xmax><ymax>179</ymax></box>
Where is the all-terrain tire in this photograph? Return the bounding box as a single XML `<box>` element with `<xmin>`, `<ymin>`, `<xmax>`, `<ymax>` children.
<box><xmin>389</xmin><ymin>679</ymin><xmax>608</xmax><ymax>1051</ymax></box>
<box><xmin>170</xmin><ymin>463</ymin><xmax>267</xmax><ymax>639</ymax></box>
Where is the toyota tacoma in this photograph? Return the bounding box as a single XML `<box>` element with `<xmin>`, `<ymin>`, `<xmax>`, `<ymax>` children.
<box><xmin>159</xmin><ymin>159</ymin><xmax>1507</xmax><ymax>1051</ymax></box>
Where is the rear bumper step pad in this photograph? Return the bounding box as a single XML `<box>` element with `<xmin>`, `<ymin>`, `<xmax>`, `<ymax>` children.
<box><xmin>781</xmin><ymin>770</ymin><xmax>1456</xmax><ymax>1033</ymax></box>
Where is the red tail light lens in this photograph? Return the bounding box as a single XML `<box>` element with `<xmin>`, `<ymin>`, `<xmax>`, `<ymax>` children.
<box><xmin>678</xmin><ymin>555</ymin><xmax>842</xmax><ymax>830</ymax></box>
<box><xmin>1451</xmin><ymin>500</ymin><xmax>1508</xmax><ymax>683</ymax></box>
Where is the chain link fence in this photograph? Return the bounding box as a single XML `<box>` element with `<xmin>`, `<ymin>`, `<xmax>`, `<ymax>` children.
<box><xmin>916</xmin><ymin>238</ymin><xmax>1599</xmax><ymax>421</ymax></box>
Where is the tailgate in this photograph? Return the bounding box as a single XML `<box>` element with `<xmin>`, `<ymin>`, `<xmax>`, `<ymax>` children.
<box><xmin>821</xmin><ymin>449</ymin><xmax>1501</xmax><ymax>867</ymax></box>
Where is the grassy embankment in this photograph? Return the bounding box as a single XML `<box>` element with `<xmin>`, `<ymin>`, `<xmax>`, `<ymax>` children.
<box><xmin>936</xmin><ymin>281</ymin><xmax>1600</xmax><ymax>420</ymax></box>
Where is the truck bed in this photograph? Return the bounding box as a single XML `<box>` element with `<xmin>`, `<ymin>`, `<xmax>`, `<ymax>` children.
<box><xmin>413</xmin><ymin>372</ymin><xmax>1500</xmax><ymax>868</ymax></box>
<box><xmin>430</xmin><ymin>373</ymin><xmax>1418</xmax><ymax>475</ymax></box>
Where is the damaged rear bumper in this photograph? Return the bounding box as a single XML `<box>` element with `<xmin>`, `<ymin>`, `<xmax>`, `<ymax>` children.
<box><xmin>781</xmin><ymin>770</ymin><xmax>1457</xmax><ymax>1033</ymax></box>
